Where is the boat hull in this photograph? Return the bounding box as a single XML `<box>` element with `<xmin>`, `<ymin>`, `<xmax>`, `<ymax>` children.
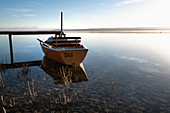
<box><xmin>40</xmin><ymin>44</ymin><xmax>88</xmax><ymax>65</ymax></box>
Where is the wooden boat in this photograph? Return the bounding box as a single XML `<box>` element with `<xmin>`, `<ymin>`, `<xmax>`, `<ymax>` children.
<box><xmin>37</xmin><ymin>12</ymin><xmax>88</xmax><ymax>66</ymax></box>
<box><xmin>38</xmin><ymin>35</ymin><xmax>88</xmax><ymax>66</ymax></box>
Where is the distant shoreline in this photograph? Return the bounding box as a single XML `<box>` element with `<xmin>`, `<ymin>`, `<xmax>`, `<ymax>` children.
<box><xmin>65</xmin><ymin>28</ymin><xmax>170</xmax><ymax>33</ymax></box>
<box><xmin>66</xmin><ymin>31</ymin><xmax>170</xmax><ymax>34</ymax></box>
<box><xmin>1</xmin><ymin>27</ymin><xmax>170</xmax><ymax>33</ymax></box>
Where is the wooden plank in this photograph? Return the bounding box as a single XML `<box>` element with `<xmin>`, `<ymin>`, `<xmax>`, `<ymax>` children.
<box><xmin>0</xmin><ymin>31</ymin><xmax>64</xmax><ymax>35</ymax></box>
<box><xmin>57</xmin><ymin>43</ymin><xmax>80</xmax><ymax>47</ymax></box>
<box><xmin>57</xmin><ymin>37</ymin><xmax>81</xmax><ymax>39</ymax></box>
<box><xmin>0</xmin><ymin>60</ymin><xmax>42</xmax><ymax>70</ymax></box>
<box><xmin>45</xmin><ymin>40</ymin><xmax>81</xmax><ymax>43</ymax></box>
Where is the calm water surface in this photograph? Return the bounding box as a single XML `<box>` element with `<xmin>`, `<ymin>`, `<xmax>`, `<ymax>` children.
<box><xmin>0</xmin><ymin>33</ymin><xmax>170</xmax><ymax>112</ymax></box>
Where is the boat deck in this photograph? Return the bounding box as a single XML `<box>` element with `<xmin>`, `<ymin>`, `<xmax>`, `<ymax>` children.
<box><xmin>44</xmin><ymin>36</ymin><xmax>83</xmax><ymax>48</ymax></box>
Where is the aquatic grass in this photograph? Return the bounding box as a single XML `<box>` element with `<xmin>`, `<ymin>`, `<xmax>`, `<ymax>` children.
<box><xmin>112</xmin><ymin>77</ymin><xmax>114</xmax><ymax>88</ymax></box>
<box><xmin>67</xmin><ymin>95</ymin><xmax>71</xmax><ymax>103</ymax></box>
<box><xmin>48</xmin><ymin>89</ymin><xmax>52</xmax><ymax>108</ymax></box>
<box><xmin>53</xmin><ymin>65</ymin><xmax>83</xmax><ymax>111</ymax></box>
<box><xmin>27</xmin><ymin>80</ymin><xmax>34</xmax><ymax>102</ymax></box>
<box><xmin>9</xmin><ymin>97</ymin><xmax>15</xmax><ymax>107</ymax></box>
<box><xmin>60</xmin><ymin>66</ymin><xmax>73</xmax><ymax>93</ymax></box>
<box><xmin>13</xmin><ymin>98</ymin><xmax>15</xmax><ymax>107</ymax></box>
<box><xmin>22</xmin><ymin>63</ymin><xmax>29</xmax><ymax>75</ymax></box>
<box><xmin>1</xmin><ymin>95</ymin><xmax>15</xmax><ymax>113</ymax></box>
<box><xmin>55</xmin><ymin>98</ymin><xmax>58</xmax><ymax>104</ymax></box>
<box><xmin>3</xmin><ymin>107</ymin><xmax>6</xmax><ymax>113</ymax></box>
<box><xmin>59</xmin><ymin>92</ymin><xmax>62</xmax><ymax>104</ymax></box>
<box><xmin>1</xmin><ymin>95</ymin><xmax>6</xmax><ymax>106</ymax></box>
<box><xmin>104</xmin><ymin>101</ymin><xmax>108</xmax><ymax>113</ymax></box>
<box><xmin>15</xmin><ymin>70</ymin><xmax>21</xmax><ymax>81</ymax></box>
<box><xmin>0</xmin><ymin>61</ymin><xmax>86</xmax><ymax>112</ymax></box>
<box><xmin>9</xmin><ymin>98</ymin><xmax>13</xmax><ymax>107</ymax></box>
<box><xmin>0</xmin><ymin>72</ymin><xmax>5</xmax><ymax>88</ymax></box>
<box><xmin>63</xmin><ymin>91</ymin><xmax>67</xmax><ymax>105</ymax></box>
<box><xmin>27</xmin><ymin>79</ymin><xmax>37</xmax><ymax>104</ymax></box>
<box><xmin>75</xmin><ymin>92</ymin><xmax>79</xmax><ymax>102</ymax></box>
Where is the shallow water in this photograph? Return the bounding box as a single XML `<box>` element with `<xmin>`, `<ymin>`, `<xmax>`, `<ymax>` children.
<box><xmin>0</xmin><ymin>33</ymin><xmax>170</xmax><ymax>112</ymax></box>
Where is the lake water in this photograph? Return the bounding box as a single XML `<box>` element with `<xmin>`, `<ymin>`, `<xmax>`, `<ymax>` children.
<box><xmin>0</xmin><ymin>33</ymin><xmax>170</xmax><ymax>112</ymax></box>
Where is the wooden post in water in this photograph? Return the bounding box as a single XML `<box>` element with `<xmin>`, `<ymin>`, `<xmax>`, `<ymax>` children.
<box><xmin>9</xmin><ymin>34</ymin><xmax>14</xmax><ymax>64</ymax></box>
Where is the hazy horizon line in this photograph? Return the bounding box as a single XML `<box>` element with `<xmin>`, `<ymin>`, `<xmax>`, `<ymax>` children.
<box><xmin>1</xmin><ymin>26</ymin><xmax>170</xmax><ymax>31</ymax></box>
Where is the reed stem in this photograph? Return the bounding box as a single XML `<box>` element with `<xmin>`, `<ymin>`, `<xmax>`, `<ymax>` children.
<box><xmin>3</xmin><ymin>107</ymin><xmax>6</xmax><ymax>113</ymax></box>
<box><xmin>1</xmin><ymin>95</ymin><xmax>5</xmax><ymax>105</ymax></box>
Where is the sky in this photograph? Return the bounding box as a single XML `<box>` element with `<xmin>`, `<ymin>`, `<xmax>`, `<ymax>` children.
<box><xmin>0</xmin><ymin>0</ymin><xmax>170</xmax><ymax>29</ymax></box>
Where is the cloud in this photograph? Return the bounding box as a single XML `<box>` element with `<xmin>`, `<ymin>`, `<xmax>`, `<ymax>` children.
<box><xmin>11</xmin><ymin>15</ymin><xmax>19</xmax><ymax>17</ymax></box>
<box><xmin>15</xmin><ymin>9</ymin><xmax>32</xmax><ymax>12</ymax></box>
<box><xmin>0</xmin><ymin>26</ymin><xmax>41</xmax><ymax>31</ymax></box>
<box><xmin>90</xmin><ymin>3</ymin><xmax>105</xmax><ymax>6</ymax></box>
<box><xmin>7</xmin><ymin>8</ymin><xmax>32</xmax><ymax>12</ymax></box>
<box><xmin>26</xmin><ymin>45</ymin><xmax>36</xmax><ymax>48</ymax></box>
<box><xmin>23</xmin><ymin>14</ymin><xmax>35</xmax><ymax>17</ymax></box>
<box><xmin>116</xmin><ymin>0</ymin><xmax>144</xmax><ymax>6</ymax></box>
<box><xmin>10</xmin><ymin>14</ymin><xmax>35</xmax><ymax>18</ymax></box>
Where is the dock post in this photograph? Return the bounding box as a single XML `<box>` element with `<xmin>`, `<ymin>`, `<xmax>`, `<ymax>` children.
<box><xmin>9</xmin><ymin>34</ymin><xmax>14</xmax><ymax>64</ymax></box>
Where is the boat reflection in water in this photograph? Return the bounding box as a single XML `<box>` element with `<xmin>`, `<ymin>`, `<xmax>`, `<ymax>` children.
<box><xmin>41</xmin><ymin>55</ymin><xmax>88</xmax><ymax>84</ymax></box>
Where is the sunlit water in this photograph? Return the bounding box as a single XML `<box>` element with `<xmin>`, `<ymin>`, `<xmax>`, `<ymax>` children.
<box><xmin>0</xmin><ymin>33</ymin><xmax>170</xmax><ymax>112</ymax></box>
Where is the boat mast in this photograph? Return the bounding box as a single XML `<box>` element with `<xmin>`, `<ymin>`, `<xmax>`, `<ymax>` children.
<box><xmin>60</xmin><ymin>12</ymin><xmax>65</xmax><ymax>37</ymax></box>
<box><xmin>56</xmin><ymin>12</ymin><xmax>64</xmax><ymax>47</ymax></box>
<box><xmin>61</xmin><ymin>12</ymin><xmax>63</xmax><ymax>33</ymax></box>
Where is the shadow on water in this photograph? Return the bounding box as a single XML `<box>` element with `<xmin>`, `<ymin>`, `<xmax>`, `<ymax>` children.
<box><xmin>42</xmin><ymin>55</ymin><xmax>88</xmax><ymax>84</ymax></box>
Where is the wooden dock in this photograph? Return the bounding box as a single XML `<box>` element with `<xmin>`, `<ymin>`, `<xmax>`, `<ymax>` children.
<box><xmin>0</xmin><ymin>30</ymin><xmax>63</xmax><ymax>64</ymax></box>
<box><xmin>0</xmin><ymin>30</ymin><xmax>62</xmax><ymax>35</ymax></box>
